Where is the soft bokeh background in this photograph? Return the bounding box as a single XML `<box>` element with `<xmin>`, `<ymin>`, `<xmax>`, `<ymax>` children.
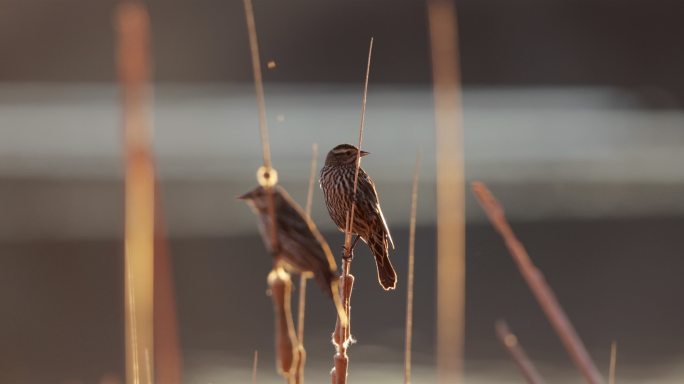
<box><xmin>2</xmin><ymin>0</ymin><xmax>684</xmax><ymax>382</ymax></box>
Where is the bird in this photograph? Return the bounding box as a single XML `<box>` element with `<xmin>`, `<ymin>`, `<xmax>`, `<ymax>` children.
<box><xmin>238</xmin><ymin>185</ymin><xmax>341</xmax><ymax>299</ymax></box>
<box><xmin>319</xmin><ymin>143</ymin><xmax>397</xmax><ymax>290</ymax></box>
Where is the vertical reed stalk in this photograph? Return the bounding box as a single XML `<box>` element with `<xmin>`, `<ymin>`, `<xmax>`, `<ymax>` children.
<box><xmin>116</xmin><ymin>3</ymin><xmax>155</xmax><ymax>383</ymax></box>
<box><xmin>153</xmin><ymin>193</ymin><xmax>182</xmax><ymax>384</ymax></box>
<box><xmin>608</xmin><ymin>341</ymin><xmax>617</xmax><ymax>384</ymax></box>
<box><xmin>252</xmin><ymin>350</ymin><xmax>259</xmax><ymax>384</ymax></box>
<box><xmin>294</xmin><ymin>143</ymin><xmax>319</xmax><ymax>384</ymax></box>
<box><xmin>404</xmin><ymin>152</ymin><xmax>422</xmax><ymax>384</ymax></box>
<box><xmin>331</xmin><ymin>37</ymin><xmax>373</xmax><ymax>384</ymax></box>
<box><xmin>426</xmin><ymin>1</ymin><xmax>466</xmax><ymax>382</ymax></box>
<box><xmin>243</xmin><ymin>1</ymin><xmax>296</xmax><ymax>380</ymax></box>
<box><xmin>242</xmin><ymin>0</ymin><xmax>279</xmax><ymax>249</ymax></box>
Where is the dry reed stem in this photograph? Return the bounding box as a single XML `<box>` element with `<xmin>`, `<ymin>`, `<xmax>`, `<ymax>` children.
<box><xmin>294</xmin><ymin>143</ymin><xmax>319</xmax><ymax>384</ymax></box>
<box><xmin>294</xmin><ymin>276</ymin><xmax>307</xmax><ymax>384</ymax></box>
<box><xmin>471</xmin><ymin>182</ymin><xmax>604</xmax><ymax>384</ymax></box>
<box><xmin>125</xmin><ymin>257</ymin><xmax>141</xmax><ymax>384</ymax></box>
<box><xmin>243</xmin><ymin>2</ymin><xmax>296</xmax><ymax>380</ymax></box>
<box><xmin>404</xmin><ymin>151</ymin><xmax>421</xmax><ymax>384</ymax></box>
<box><xmin>116</xmin><ymin>3</ymin><xmax>155</xmax><ymax>383</ymax></box>
<box><xmin>243</xmin><ymin>0</ymin><xmax>271</xmax><ymax>170</ymax></box>
<box><xmin>269</xmin><ymin>268</ymin><xmax>300</xmax><ymax>379</ymax></box>
<box><xmin>99</xmin><ymin>373</ymin><xmax>122</xmax><ymax>384</ymax></box>
<box><xmin>608</xmin><ymin>341</ymin><xmax>617</xmax><ymax>384</ymax></box>
<box><xmin>252</xmin><ymin>350</ymin><xmax>259</xmax><ymax>384</ymax></box>
<box><xmin>144</xmin><ymin>349</ymin><xmax>152</xmax><ymax>384</ymax></box>
<box><xmin>154</xmin><ymin>191</ymin><xmax>183</xmax><ymax>384</ymax></box>
<box><xmin>331</xmin><ymin>37</ymin><xmax>373</xmax><ymax>384</ymax></box>
<box><xmin>426</xmin><ymin>1</ymin><xmax>466</xmax><ymax>382</ymax></box>
<box><xmin>495</xmin><ymin>320</ymin><xmax>546</xmax><ymax>384</ymax></box>
<box><xmin>332</xmin><ymin>271</ymin><xmax>355</xmax><ymax>384</ymax></box>
<box><xmin>305</xmin><ymin>143</ymin><xmax>319</xmax><ymax>216</ymax></box>
<box><xmin>242</xmin><ymin>0</ymin><xmax>280</xmax><ymax>257</ymax></box>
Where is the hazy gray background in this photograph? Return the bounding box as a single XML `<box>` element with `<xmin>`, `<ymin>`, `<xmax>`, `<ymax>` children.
<box><xmin>1</xmin><ymin>0</ymin><xmax>684</xmax><ymax>383</ymax></box>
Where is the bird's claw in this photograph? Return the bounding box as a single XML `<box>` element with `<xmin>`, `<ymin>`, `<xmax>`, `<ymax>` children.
<box><xmin>341</xmin><ymin>245</ymin><xmax>354</xmax><ymax>260</ymax></box>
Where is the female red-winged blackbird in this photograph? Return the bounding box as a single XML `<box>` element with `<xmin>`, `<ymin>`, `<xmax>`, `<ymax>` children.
<box><xmin>319</xmin><ymin>144</ymin><xmax>397</xmax><ymax>290</ymax></box>
<box><xmin>238</xmin><ymin>185</ymin><xmax>339</xmax><ymax>298</ymax></box>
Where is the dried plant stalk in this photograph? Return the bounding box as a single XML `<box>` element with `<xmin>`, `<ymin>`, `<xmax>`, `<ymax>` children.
<box><xmin>472</xmin><ymin>182</ymin><xmax>604</xmax><ymax>384</ymax></box>
<box><xmin>608</xmin><ymin>341</ymin><xmax>617</xmax><ymax>384</ymax></box>
<box><xmin>426</xmin><ymin>1</ymin><xmax>466</xmax><ymax>382</ymax></box>
<box><xmin>242</xmin><ymin>0</ymin><xmax>280</xmax><ymax>255</ymax></box>
<box><xmin>332</xmin><ymin>272</ymin><xmax>355</xmax><ymax>384</ymax></box>
<box><xmin>269</xmin><ymin>268</ymin><xmax>300</xmax><ymax>378</ymax></box>
<box><xmin>252</xmin><ymin>350</ymin><xmax>259</xmax><ymax>384</ymax></box>
<box><xmin>124</xmin><ymin>265</ymin><xmax>142</xmax><ymax>384</ymax></box>
<box><xmin>294</xmin><ymin>143</ymin><xmax>319</xmax><ymax>384</ymax></box>
<box><xmin>330</xmin><ymin>37</ymin><xmax>373</xmax><ymax>384</ymax></box>
<box><xmin>495</xmin><ymin>320</ymin><xmax>545</xmax><ymax>384</ymax></box>
<box><xmin>404</xmin><ymin>152</ymin><xmax>421</xmax><ymax>384</ymax></box>
<box><xmin>243</xmin><ymin>0</ymin><xmax>271</xmax><ymax>170</ymax></box>
<box><xmin>154</xmin><ymin>194</ymin><xmax>182</xmax><ymax>384</ymax></box>
<box><xmin>305</xmin><ymin>143</ymin><xmax>319</xmax><ymax>216</ymax></box>
<box><xmin>116</xmin><ymin>3</ymin><xmax>155</xmax><ymax>383</ymax></box>
<box><xmin>294</xmin><ymin>275</ymin><xmax>307</xmax><ymax>384</ymax></box>
<box><xmin>144</xmin><ymin>349</ymin><xmax>153</xmax><ymax>384</ymax></box>
<box><xmin>242</xmin><ymin>2</ymin><xmax>295</xmax><ymax>381</ymax></box>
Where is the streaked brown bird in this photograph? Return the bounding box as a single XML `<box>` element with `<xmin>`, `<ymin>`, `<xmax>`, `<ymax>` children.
<box><xmin>320</xmin><ymin>144</ymin><xmax>397</xmax><ymax>290</ymax></box>
<box><xmin>238</xmin><ymin>185</ymin><xmax>339</xmax><ymax>298</ymax></box>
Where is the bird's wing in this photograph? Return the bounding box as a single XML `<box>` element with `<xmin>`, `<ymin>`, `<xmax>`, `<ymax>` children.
<box><xmin>358</xmin><ymin>170</ymin><xmax>395</xmax><ymax>249</ymax></box>
<box><xmin>276</xmin><ymin>186</ymin><xmax>338</xmax><ymax>270</ymax></box>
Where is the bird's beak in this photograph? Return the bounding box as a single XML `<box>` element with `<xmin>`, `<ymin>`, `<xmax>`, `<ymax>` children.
<box><xmin>236</xmin><ymin>191</ymin><xmax>252</xmax><ymax>200</ymax></box>
<box><xmin>360</xmin><ymin>150</ymin><xmax>370</xmax><ymax>157</ymax></box>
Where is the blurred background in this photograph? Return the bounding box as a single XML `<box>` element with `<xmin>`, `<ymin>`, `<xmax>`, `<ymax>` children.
<box><xmin>2</xmin><ymin>0</ymin><xmax>684</xmax><ymax>382</ymax></box>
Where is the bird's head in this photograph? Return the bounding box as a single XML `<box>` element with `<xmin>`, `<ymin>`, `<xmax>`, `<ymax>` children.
<box><xmin>324</xmin><ymin>144</ymin><xmax>369</xmax><ymax>166</ymax></box>
<box><xmin>237</xmin><ymin>186</ymin><xmax>282</xmax><ymax>213</ymax></box>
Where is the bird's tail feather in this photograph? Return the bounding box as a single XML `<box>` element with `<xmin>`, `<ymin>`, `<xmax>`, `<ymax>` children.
<box><xmin>369</xmin><ymin>236</ymin><xmax>397</xmax><ymax>290</ymax></box>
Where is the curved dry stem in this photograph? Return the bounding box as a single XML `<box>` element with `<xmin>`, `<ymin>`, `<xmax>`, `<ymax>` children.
<box><xmin>268</xmin><ymin>268</ymin><xmax>299</xmax><ymax>379</ymax></box>
<box><xmin>294</xmin><ymin>276</ymin><xmax>307</xmax><ymax>384</ymax></box>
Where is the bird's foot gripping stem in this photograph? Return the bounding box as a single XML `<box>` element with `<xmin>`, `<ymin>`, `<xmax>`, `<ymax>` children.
<box><xmin>342</xmin><ymin>235</ymin><xmax>360</xmax><ymax>260</ymax></box>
